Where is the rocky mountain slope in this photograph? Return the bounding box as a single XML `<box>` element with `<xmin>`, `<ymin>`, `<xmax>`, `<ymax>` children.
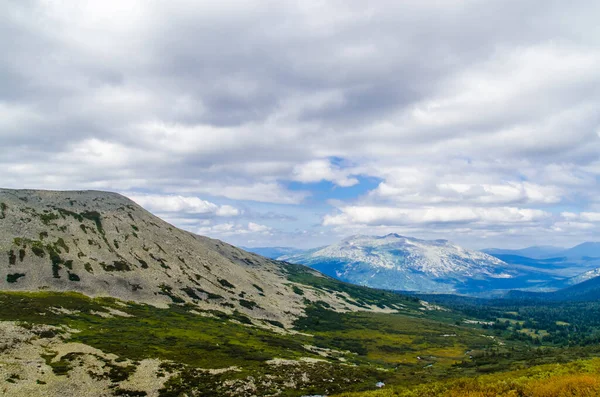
<box><xmin>0</xmin><ymin>189</ymin><xmax>401</xmax><ymax>328</ymax></box>
<box><xmin>280</xmin><ymin>234</ymin><xmax>556</xmax><ymax>294</ymax></box>
<box><xmin>0</xmin><ymin>189</ymin><xmax>503</xmax><ymax>396</ymax></box>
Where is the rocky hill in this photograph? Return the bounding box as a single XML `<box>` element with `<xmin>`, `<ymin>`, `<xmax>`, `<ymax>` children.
<box><xmin>0</xmin><ymin>189</ymin><xmax>398</xmax><ymax>328</ymax></box>
<box><xmin>1</xmin><ymin>189</ymin><xmax>490</xmax><ymax>397</ymax></box>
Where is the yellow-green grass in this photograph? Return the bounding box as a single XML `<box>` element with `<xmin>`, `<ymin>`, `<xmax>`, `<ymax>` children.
<box><xmin>334</xmin><ymin>357</ymin><xmax>600</xmax><ymax>397</ymax></box>
<box><xmin>518</xmin><ymin>328</ymin><xmax>549</xmax><ymax>338</ymax></box>
<box><xmin>497</xmin><ymin>317</ymin><xmax>525</xmax><ymax>326</ymax></box>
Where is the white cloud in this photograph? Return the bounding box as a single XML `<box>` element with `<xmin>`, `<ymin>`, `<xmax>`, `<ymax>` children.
<box><xmin>196</xmin><ymin>221</ymin><xmax>272</xmax><ymax>237</ymax></box>
<box><xmin>561</xmin><ymin>212</ymin><xmax>600</xmax><ymax>222</ymax></box>
<box><xmin>247</xmin><ymin>222</ymin><xmax>272</xmax><ymax>233</ymax></box>
<box><xmin>188</xmin><ymin>183</ymin><xmax>310</xmax><ymax>205</ymax></box>
<box><xmin>1</xmin><ymin>0</ymin><xmax>600</xmax><ymax>248</ymax></box>
<box><xmin>324</xmin><ymin>206</ymin><xmax>550</xmax><ymax>227</ymax></box>
<box><xmin>127</xmin><ymin>194</ymin><xmax>240</xmax><ymax>217</ymax></box>
<box><xmin>372</xmin><ymin>179</ymin><xmax>563</xmax><ymax>205</ymax></box>
<box><xmin>292</xmin><ymin>159</ymin><xmax>358</xmax><ymax>187</ymax></box>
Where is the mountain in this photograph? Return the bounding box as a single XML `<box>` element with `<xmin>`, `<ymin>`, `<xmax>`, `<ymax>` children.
<box><xmin>567</xmin><ymin>267</ymin><xmax>600</xmax><ymax>285</ymax></box>
<box><xmin>1</xmin><ymin>189</ymin><xmax>506</xmax><ymax>396</ymax></box>
<box><xmin>0</xmin><ymin>189</ymin><xmax>407</xmax><ymax>328</ymax></box>
<box><xmin>279</xmin><ymin>234</ymin><xmax>546</xmax><ymax>294</ymax></box>
<box><xmin>483</xmin><ymin>246</ymin><xmax>565</xmax><ymax>259</ymax></box>
<box><xmin>484</xmin><ymin>245</ymin><xmax>600</xmax><ymax>288</ymax></box>
<box><xmin>242</xmin><ymin>246</ymin><xmax>304</xmax><ymax>259</ymax></box>
<box><xmin>507</xmin><ymin>274</ymin><xmax>600</xmax><ymax>302</ymax></box>
<box><xmin>558</xmin><ymin>242</ymin><xmax>600</xmax><ymax>259</ymax></box>
<box><xmin>485</xmin><ymin>243</ymin><xmax>600</xmax><ymax>261</ymax></box>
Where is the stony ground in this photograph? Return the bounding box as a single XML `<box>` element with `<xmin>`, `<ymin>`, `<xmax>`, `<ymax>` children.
<box><xmin>0</xmin><ymin>189</ymin><xmax>402</xmax><ymax>329</ymax></box>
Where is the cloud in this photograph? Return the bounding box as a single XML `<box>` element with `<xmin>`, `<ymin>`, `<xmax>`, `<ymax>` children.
<box><xmin>1</xmin><ymin>0</ymin><xmax>600</xmax><ymax>248</ymax></box>
<box><xmin>127</xmin><ymin>194</ymin><xmax>240</xmax><ymax>217</ymax></box>
<box><xmin>562</xmin><ymin>212</ymin><xmax>600</xmax><ymax>222</ymax></box>
<box><xmin>323</xmin><ymin>206</ymin><xmax>550</xmax><ymax>227</ymax></box>
<box><xmin>292</xmin><ymin>159</ymin><xmax>358</xmax><ymax>187</ymax></box>
<box><xmin>196</xmin><ymin>222</ymin><xmax>272</xmax><ymax>237</ymax></box>
<box><xmin>248</xmin><ymin>222</ymin><xmax>271</xmax><ymax>233</ymax></box>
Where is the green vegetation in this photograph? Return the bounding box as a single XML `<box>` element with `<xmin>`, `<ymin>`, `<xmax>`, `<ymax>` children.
<box><xmin>40</xmin><ymin>212</ymin><xmax>60</xmax><ymax>225</ymax></box>
<box><xmin>292</xmin><ymin>285</ymin><xmax>305</xmax><ymax>295</ymax></box>
<box><xmin>8</xmin><ymin>249</ymin><xmax>16</xmax><ymax>265</ymax></box>
<box><xmin>100</xmin><ymin>261</ymin><xmax>132</xmax><ymax>272</ymax></box>
<box><xmin>3</xmin><ymin>284</ymin><xmax>600</xmax><ymax>396</ymax></box>
<box><xmin>158</xmin><ymin>284</ymin><xmax>185</xmax><ymax>303</ymax></box>
<box><xmin>3</xmin><ymin>238</ymin><xmax>600</xmax><ymax>395</ymax></box>
<box><xmin>420</xmin><ymin>295</ymin><xmax>600</xmax><ymax>346</ymax></box>
<box><xmin>0</xmin><ymin>202</ymin><xmax>7</xmax><ymax>219</ymax></box>
<box><xmin>285</xmin><ymin>263</ymin><xmax>420</xmax><ymax>309</ymax></box>
<box><xmin>31</xmin><ymin>244</ymin><xmax>45</xmax><ymax>257</ymax></box>
<box><xmin>181</xmin><ymin>287</ymin><xmax>202</xmax><ymax>300</ymax></box>
<box><xmin>6</xmin><ymin>273</ymin><xmax>25</xmax><ymax>283</ymax></box>
<box><xmin>67</xmin><ymin>272</ymin><xmax>80</xmax><ymax>281</ymax></box>
<box><xmin>239</xmin><ymin>299</ymin><xmax>258</xmax><ymax>310</ymax></box>
<box><xmin>0</xmin><ymin>291</ymin><xmax>502</xmax><ymax>396</ymax></box>
<box><xmin>336</xmin><ymin>358</ymin><xmax>600</xmax><ymax>397</ymax></box>
<box><xmin>217</xmin><ymin>278</ymin><xmax>236</xmax><ymax>289</ymax></box>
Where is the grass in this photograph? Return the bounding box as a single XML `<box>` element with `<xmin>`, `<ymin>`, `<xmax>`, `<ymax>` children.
<box><xmin>2</xmin><ymin>266</ymin><xmax>596</xmax><ymax>395</ymax></box>
<box><xmin>335</xmin><ymin>358</ymin><xmax>600</xmax><ymax>397</ymax></box>
<box><xmin>284</xmin><ymin>262</ymin><xmax>421</xmax><ymax>310</ymax></box>
<box><xmin>0</xmin><ymin>290</ymin><xmax>507</xmax><ymax>395</ymax></box>
<box><xmin>0</xmin><ymin>292</ymin><xmax>314</xmax><ymax>368</ymax></box>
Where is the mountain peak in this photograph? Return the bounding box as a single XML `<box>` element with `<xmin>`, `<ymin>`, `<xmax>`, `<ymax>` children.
<box><xmin>282</xmin><ymin>233</ymin><xmax>512</xmax><ymax>294</ymax></box>
<box><xmin>382</xmin><ymin>233</ymin><xmax>404</xmax><ymax>239</ymax></box>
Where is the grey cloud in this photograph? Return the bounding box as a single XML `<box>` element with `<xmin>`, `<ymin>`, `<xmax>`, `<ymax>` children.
<box><xmin>1</xmin><ymin>0</ymin><xmax>600</xmax><ymax>248</ymax></box>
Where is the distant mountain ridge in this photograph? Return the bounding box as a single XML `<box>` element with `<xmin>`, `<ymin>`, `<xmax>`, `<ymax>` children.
<box><xmin>279</xmin><ymin>234</ymin><xmax>546</xmax><ymax>294</ymax></box>
<box><xmin>507</xmin><ymin>274</ymin><xmax>600</xmax><ymax>302</ymax></box>
<box><xmin>484</xmin><ymin>243</ymin><xmax>600</xmax><ymax>291</ymax></box>
<box><xmin>484</xmin><ymin>242</ymin><xmax>600</xmax><ymax>260</ymax></box>
<box><xmin>242</xmin><ymin>246</ymin><xmax>304</xmax><ymax>259</ymax></box>
<box><xmin>483</xmin><ymin>246</ymin><xmax>565</xmax><ymax>259</ymax></box>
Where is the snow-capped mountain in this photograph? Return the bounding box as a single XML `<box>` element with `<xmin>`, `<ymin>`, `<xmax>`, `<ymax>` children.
<box><xmin>567</xmin><ymin>267</ymin><xmax>600</xmax><ymax>286</ymax></box>
<box><xmin>280</xmin><ymin>234</ymin><xmax>543</xmax><ymax>294</ymax></box>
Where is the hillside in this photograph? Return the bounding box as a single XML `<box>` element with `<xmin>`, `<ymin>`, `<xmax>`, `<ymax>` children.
<box><xmin>507</xmin><ymin>274</ymin><xmax>600</xmax><ymax>302</ymax></box>
<box><xmin>336</xmin><ymin>357</ymin><xmax>600</xmax><ymax>397</ymax></box>
<box><xmin>1</xmin><ymin>189</ymin><xmax>598</xmax><ymax>396</ymax></box>
<box><xmin>280</xmin><ymin>234</ymin><xmax>558</xmax><ymax>294</ymax></box>
<box><xmin>0</xmin><ymin>189</ymin><xmax>406</xmax><ymax>328</ymax></box>
<box><xmin>559</xmin><ymin>242</ymin><xmax>600</xmax><ymax>259</ymax></box>
<box><xmin>0</xmin><ymin>188</ymin><xmax>511</xmax><ymax>396</ymax></box>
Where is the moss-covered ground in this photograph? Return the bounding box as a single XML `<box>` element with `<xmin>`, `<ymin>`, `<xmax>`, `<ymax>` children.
<box><xmin>0</xmin><ymin>290</ymin><xmax>504</xmax><ymax>395</ymax></box>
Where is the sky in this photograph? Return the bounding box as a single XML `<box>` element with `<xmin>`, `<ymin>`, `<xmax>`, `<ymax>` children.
<box><xmin>1</xmin><ymin>0</ymin><xmax>599</xmax><ymax>250</ymax></box>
